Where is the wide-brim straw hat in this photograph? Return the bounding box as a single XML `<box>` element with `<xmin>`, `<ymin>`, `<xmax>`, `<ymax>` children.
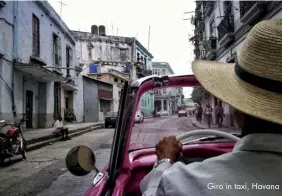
<box><xmin>192</xmin><ymin>20</ymin><xmax>282</xmax><ymax>125</ymax></box>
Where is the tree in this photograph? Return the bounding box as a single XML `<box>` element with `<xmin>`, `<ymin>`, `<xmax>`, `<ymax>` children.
<box><xmin>191</xmin><ymin>87</ymin><xmax>204</xmax><ymax>104</ymax></box>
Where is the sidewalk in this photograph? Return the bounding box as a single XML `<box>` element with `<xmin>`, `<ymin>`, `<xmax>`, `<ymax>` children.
<box><xmin>191</xmin><ymin>117</ymin><xmax>239</xmax><ymax>132</ymax></box>
<box><xmin>23</xmin><ymin>121</ymin><xmax>105</xmax><ymax>151</ymax></box>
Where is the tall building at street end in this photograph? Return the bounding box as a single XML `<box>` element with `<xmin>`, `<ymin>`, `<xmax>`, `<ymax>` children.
<box><xmin>190</xmin><ymin>1</ymin><xmax>282</xmax><ymax>127</ymax></box>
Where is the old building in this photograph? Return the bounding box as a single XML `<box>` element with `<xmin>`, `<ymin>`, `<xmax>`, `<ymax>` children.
<box><xmin>72</xmin><ymin>27</ymin><xmax>154</xmax><ymax>116</ymax></box>
<box><xmin>0</xmin><ymin>1</ymin><xmax>81</xmax><ymax>128</ymax></box>
<box><xmin>190</xmin><ymin>1</ymin><xmax>282</xmax><ymax>127</ymax></box>
<box><xmin>87</xmin><ymin>69</ymin><xmax>129</xmax><ymax>112</ymax></box>
<box><xmin>152</xmin><ymin>62</ymin><xmax>183</xmax><ymax>114</ymax></box>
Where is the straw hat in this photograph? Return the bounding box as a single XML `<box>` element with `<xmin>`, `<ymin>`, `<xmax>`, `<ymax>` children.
<box><xmin>192</xmin><ymin>20</ymin><xmax>282</xmax><ymax>125</ymax></box>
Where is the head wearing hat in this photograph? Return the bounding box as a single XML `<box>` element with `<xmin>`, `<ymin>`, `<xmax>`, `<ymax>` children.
<box><xmin>192</xmin><ymin>20</ymin><xmax>282</xmax><ymax>125</ymax></box>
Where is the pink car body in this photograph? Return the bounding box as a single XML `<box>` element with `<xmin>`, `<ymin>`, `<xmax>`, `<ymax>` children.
<box><xmin>77</xmin><ymin>75</ymin><xmax>238</xmax><ymax>196</ymax></box>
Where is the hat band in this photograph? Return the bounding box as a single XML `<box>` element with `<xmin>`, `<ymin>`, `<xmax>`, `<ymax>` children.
<box><xmin>235</xmin><ymin>63</ymin><xmax>282</xmax><ymax>94</ymax></box>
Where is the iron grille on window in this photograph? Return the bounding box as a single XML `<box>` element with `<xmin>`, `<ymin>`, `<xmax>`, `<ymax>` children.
<box><xmin>217</xmin><ymin>15</ymin><xmax>234</xmax><ymax>42</ymax></box>
<box><xmin>239</xmin><ymin>1</ymin><xmax>257</xmax><ymax>18</ymax></box>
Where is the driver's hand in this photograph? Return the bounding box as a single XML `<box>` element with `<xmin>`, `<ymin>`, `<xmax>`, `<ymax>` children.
<box><xmin>156</xmin><ymin>136</ymin><xmax>182</xmax><ymax>162</ymax></box>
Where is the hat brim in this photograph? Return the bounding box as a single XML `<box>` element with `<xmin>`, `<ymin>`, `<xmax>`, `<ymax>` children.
<box><xmin>192</xmin><ymin>60</ymin><xmax>282</xmax><ymax>125</ymax></box>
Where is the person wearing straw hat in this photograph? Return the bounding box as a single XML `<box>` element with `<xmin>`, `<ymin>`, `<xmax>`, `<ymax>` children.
<box><xmin>141</xmin><ymin>20</ymin><xmax>282</xmax><ymax>196</ymax></box>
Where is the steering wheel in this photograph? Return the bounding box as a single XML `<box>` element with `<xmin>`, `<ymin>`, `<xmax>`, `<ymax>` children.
<box><xmin>176</xmin><ymin>129</ymin><xmax>240</xmax><ymax>142</ymax></box>
<box><xmin>174</xmin><ymin>129</ymin><xmax>240</xmax><ymax>164</ymax></box>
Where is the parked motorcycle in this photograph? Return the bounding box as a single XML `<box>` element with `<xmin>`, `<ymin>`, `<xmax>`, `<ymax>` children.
<box><xmin>0</xmin><ymin>116</ymin><xmax>27</xmax><ymax>166</ymax></box>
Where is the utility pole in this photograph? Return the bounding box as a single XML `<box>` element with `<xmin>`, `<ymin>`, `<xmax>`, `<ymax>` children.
<box><xmin>148</xmin><ymin>25</ymin><xmax>151</xmax><ymax>51</ymax></box>
<box><xmin>111</xmin><ymin>21</ymin><xmax>114</xmax><ymax>35</ymax></box>
<box><xmin>58</xmin><ymin>0</ymin><xmax>66</xmax><ymax>18</ymax></box>
<box><xmin>117</xmin><ymin>28</ymin><xmax>119</xmax><ymax>36</ymax></box>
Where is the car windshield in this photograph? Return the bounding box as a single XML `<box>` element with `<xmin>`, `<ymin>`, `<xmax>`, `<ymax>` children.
<box><xmin>129</xmin><ymin>86</ymin><xmax>241</xmax><ymax>151</ymax></box>
<box><xmin>106</xmin><ymin>112</ymin><xmax>117</xmax><ymax>117</ymax></box>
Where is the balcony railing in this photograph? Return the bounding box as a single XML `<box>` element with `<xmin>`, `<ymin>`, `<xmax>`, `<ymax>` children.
<box><xmin>217</xmin><ymin>15</ymin><xmax>234</xmax><ymax>47</ymax></box>
<box><xmin>239</xmin><ymin>1</ymin><xmax>264</xmax><ymax>25</ymax></box>
<box><xmin>203</xmin><ymin>1</ymin><xmax>215</xmax><ymax>17</ymax></box>
<box><xmin>205</xmin><ymin>37</ymin><xmax>217</xmax><ymax>60</ymax></box>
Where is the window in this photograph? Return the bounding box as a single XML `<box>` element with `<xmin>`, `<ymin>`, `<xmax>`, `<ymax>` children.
<box><xmin>209</xmin><ymin>18</ymin><xmax>215</xmax><ymax>37</ymax></box>
<box><xmin>66</xmin><ymin>46</ymin><xmax>73</xmax><ymax>76</ymax></box>
<box><xmin>53</xmin><ymin>33</ymin><xmax>61</xmax><ymax>67</ymax></box>
<box><xmin>137</xmin><ymin>53</ymin><xmax>140</xmax><ymax>62</ymax></box>
<box><xmin>32</xmin><ymin>14</ymin><xmax>40</xmax><ymax>57</ymax></box>
<box><xmin>163</xmin><ymin>89</ymin><xmax>167</xmax><ymax>93</ymax></box>
<box><xmin>120</xmin><ymin>49</ymin><xmax>126</xmax><ymax>56</ymax></box>
<box><xmin>147</xmin><ymin>98</ymin><xmax>149</xmax><ymax>104</ymax></box>
<box><xmin>162</xmin><ymin>69</ymin><xmax>166</xmax><ymax>75</ymax></box>
<box><xmin>144</xmin><ymin>58</ymin><xmax>147</xmax><ymax>65</ymax></box>
<box><xmin>114</xmin><ymin>78</ymin><xmax>118</xmax><ymax>82</ymax></box>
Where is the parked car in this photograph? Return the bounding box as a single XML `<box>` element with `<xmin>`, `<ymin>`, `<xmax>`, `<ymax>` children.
<box><xmin>65</xmin><ymin>75</ymin><xmax>241</xmax><ymax>196</ymax></box>
<box><xmin>159</xmin><ymin>110</ymin><xmax>168</xmax><ymax>116</ymax></box>
<box><xmin>178</xmin><ymin>109</ymin><xmax>187</xmax><ymax>117</ymax></box>
<box><xmin>134</xmin><ymin>111</ymin><xmax>144</xmax><ymax>123</ymax></box>
<box><xmin>104</xmin><ymin>111</ymin><xmax>118</xmax><ymax>128</ymax></box>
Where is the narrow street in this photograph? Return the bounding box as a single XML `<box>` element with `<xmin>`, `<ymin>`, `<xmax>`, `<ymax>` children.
<box><xmin>0</xmin><ymin>115</ymin><xmax>236</xmax><ymax>196</ymax></box>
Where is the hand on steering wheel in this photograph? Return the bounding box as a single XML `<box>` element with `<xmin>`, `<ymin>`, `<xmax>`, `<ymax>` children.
<box><xmin>155</xmin><ymin>130</ymin><xmax>240</xmax><ymax>164</ymax></box>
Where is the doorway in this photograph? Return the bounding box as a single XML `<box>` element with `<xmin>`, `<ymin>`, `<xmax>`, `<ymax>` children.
<box><xmin>26</xmin><ymin>90</ymin><xmax>33</xmax><ymax>128</ymax></box>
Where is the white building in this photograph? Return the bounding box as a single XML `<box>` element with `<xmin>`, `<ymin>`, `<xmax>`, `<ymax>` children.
<box><xmin>0</xmin><ymin>1</ymin><xmax>82</xmax><ymax>128</ymax></box>
<box><xmin>191</xmin><ymin>1</ymin><xmax>282</xmax><ymax>127</ymax></box>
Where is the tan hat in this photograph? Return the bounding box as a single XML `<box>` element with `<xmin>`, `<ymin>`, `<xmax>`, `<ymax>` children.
<box><xmin>192</xmin><ymin>20</ymin><xmax>282</xmax><ymax>125</ymax></box>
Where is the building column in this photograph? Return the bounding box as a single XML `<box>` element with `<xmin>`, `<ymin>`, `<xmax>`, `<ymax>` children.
<box><xmin>161</xmin><ymin>100</ymin><xmax>164</xmax><ymax>111</ymax></box>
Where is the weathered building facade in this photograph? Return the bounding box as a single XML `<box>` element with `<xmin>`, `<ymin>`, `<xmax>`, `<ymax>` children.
<box><xmin>191</xmin><ymin>1</ymin><xmax>282</xmax><ymax>127</ymax></box>
<box><xmin>0</xmin><ymin>1</ymin><xmax>82</xmax><ymax>128</ymax></box>
<box><xmin>72</xmin><ymin>27</ymin><xmax>154</xmax><ymax>116</ymax></box>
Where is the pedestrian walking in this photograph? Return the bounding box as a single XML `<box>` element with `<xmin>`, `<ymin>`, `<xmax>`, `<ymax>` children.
<box><xmin>205</xmin><ymin>103</ymin><xmax>212</xmax><ymax>128</ymax></box>
<box><xmin>215</xmin><ymin>101</ymin><xmax>225</xmax><ymax>128</ymax></box>
<box><xmin>53</xmin><ymin>116</ymin><xmax>71</xmax><ymax>141</ymax></box>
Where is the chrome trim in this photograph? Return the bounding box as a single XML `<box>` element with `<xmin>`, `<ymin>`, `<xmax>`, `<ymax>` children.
<box><xmin>131</xmin><ymin>74</ymin><xmax>193</xmax><ymax>88</ymax></box>
<box><xmin>93</xmin><ymin>172</ymin><xmax>104</xmax><ymax>185</ymax></box>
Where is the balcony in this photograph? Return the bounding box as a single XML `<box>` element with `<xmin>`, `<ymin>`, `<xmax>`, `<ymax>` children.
<box><xmin>239</xmin><ymin>1</ymin><xmax>264</xmax><ymax>25</ymax></box>
<box><xmin>203</xmin><ymin>1</ymin><xmax>215</xmax><ymax>17</ymax></box>
<box><xmin>205</xmin><ymin>37</ymin><xmax>217</xmax><ymax>60</ymax></box>
<box><xmin>217</xmin><ymin>16</ymin><xmax>234</xmax><ymax>48</ymax></box>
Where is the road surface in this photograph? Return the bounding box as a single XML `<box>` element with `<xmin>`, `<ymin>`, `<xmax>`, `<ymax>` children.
<box><xmin>0</xmin><ymin>115</ymin><xmax>235</xmax><ymax>196</ymax></box>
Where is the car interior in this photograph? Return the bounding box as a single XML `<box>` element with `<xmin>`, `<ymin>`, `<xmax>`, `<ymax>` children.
<box><xmin>124</xmin><ymin>142</ymin><xmax>237</xmax><ymax>196</ymax></box>
<box><xmin>118</xmin><ymin>75</ymin><xmax>243</xmax><ymax>196</ymax></box>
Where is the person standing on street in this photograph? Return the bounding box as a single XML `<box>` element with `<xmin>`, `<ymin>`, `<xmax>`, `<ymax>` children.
<box><xmin>205</xmin><ymin>103</ymin><xmax>212</xmax><ymax>128</ymax></box>
<box><xmin>215</xmin><ymin>101</ymin><xmax>224</xmax><ymax>128</ymax></box>
<box><xmin>53</xmin><ymin>116</ymin><xmax>71</xmax><ymax>141</ymax></box>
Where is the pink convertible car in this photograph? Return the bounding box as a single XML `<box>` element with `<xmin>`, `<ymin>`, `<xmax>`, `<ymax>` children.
<box><xmin>65</xmin><ymin>74</ymin><xmax>241</xmax><ymax>196</ymax></box>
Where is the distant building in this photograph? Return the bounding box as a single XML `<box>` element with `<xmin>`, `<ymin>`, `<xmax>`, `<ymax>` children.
<box><xmin>87</xmin><ymin>69</ymin><xmax>129</xmax><ymax>112</ymax></box>
<box><xmin>152</xmin><ymin>62</ymin><xmax>183</xmax><ymax>114</ymax></box>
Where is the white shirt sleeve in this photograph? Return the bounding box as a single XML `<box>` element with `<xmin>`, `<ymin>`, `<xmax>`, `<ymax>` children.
<box><xmin>140</xmin><ymin>162</ymin><xmax>172</xmax><ymax>196</ymax></box>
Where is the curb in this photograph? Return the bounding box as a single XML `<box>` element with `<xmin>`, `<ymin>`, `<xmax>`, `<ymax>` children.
<box><xmin>26</xmin><ymin>122</ymin><xmax>104</xmax><ymax>145</ymax></box>
<box><xmin>26</xmin><ymin>125</ymin><xmax>104</xmax><ymax>152</ymax></box>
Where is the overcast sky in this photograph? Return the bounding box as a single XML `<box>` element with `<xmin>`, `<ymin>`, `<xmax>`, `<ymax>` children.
<box><xmin>48</xmin><ymin>0</ymin><xmax>195</xmax><ymax>97</ymax></box>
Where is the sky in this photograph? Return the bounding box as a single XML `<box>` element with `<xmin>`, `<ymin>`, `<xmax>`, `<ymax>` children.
<box><xmin>48</xmin><ymin>0</ymin><xmax>196</xmax><ymax>97</ymax></box>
